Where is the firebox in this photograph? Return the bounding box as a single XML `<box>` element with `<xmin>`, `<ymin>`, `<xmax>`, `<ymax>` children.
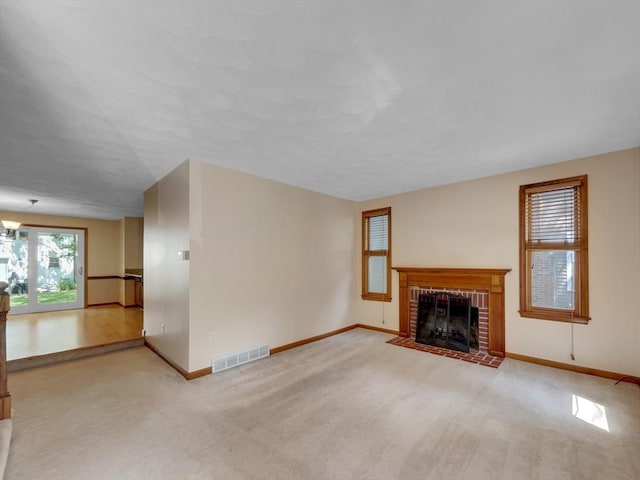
<box><xmin>415</xmin><ymin>292</ymin><xmax>478</xmax><ymax>353</ymax></box>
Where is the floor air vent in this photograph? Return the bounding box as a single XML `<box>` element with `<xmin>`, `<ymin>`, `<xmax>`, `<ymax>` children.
<box><xmin>212</xmin><ymin>344</ymin><xmax>269</xmax><ymax>373</ymax></box>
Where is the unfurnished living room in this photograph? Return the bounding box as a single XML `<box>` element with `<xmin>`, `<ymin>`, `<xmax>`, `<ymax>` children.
<box><xmin>0</xmin><ymin>1</ymin><xmax>639</xmax><ymax>479</ymax></box>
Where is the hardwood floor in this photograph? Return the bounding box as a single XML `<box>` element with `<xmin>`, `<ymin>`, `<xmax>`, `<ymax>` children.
<box><xmin>6</xmin><ymin>305</ymin><xmax>143</xmax><ymax>361</ymax></box>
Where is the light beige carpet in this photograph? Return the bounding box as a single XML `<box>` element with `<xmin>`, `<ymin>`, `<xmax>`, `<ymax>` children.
<box><xmin>0</xmin><ymin>419</ymin><xmax>11</xmax><ymax>480</ymax></box>
<box><xmin>5</xmin><ymin>329</ymin><xmax>640</xmax><ymax>480</ymax></box>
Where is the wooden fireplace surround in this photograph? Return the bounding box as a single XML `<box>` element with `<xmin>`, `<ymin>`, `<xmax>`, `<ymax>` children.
<box><xmin>394</xmin><ymin>267</ymin><xmax>511</xmax><ymax>357</ymax></box>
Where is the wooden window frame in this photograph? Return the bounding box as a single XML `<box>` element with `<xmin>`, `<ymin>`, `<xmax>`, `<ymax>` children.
<box><xmin>362</xmin><ymin>207</ymin><xmax>392</xmax><ymax>302</ymax></box>
<box><xmin>519</xmin><ymin>175</ymin><xmax>589</xmax><ymax>324</ymax></box>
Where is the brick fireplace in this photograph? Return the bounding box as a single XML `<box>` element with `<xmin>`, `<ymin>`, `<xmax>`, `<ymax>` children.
<box><xmin>393</xmin><ymin>268</ymin><xmax>511</xmax><ymax>358</ymax></box>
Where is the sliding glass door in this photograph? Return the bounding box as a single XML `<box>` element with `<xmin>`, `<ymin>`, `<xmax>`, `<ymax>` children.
<box><xmin>0</xmin><ymin>227</ymin><xmax>85</xmax><ymax>313</ymax></box>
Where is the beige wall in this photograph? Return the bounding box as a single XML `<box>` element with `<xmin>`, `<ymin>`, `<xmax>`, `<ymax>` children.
<box><xmin>144</xmin><ymin>160</ymin><xmax>357</xmax><ymax>372</ymax></box>
<box><xmin>116</xmin><ymin>216</ymin><xmax>144</xmax><ymax>305</ymax></box>
<box><xmin>356</xmin><ymin>147</ymin><xmax>640</xmax><ymax>376</ymax></box>
<box><xmin>123</xmin><ymin>217</ymin><xmax>143</xmax><ymax>270</ymax></box>
<box><xmin>143</xmin><ymin>161</ymin><xmax>191</xmax><ymax>371</ymax></box>
<box><xmin>187</xmin><ymin>161</ymin><xmax>357</xmax><ymax>371</ymax></box>
<box><xmin>87</xmin><ymin>278</ymin><xmax>121</xmax><ymax>305</ymax></box>
<box><xmin>0</xmin><ymin>210</ymin><xmax>122</xmax><ymax>305</ymax></box>
<box><xmin>144</xmin><ymin>147</ymin><xmax>639</xmax><ymax>377</ymax></box>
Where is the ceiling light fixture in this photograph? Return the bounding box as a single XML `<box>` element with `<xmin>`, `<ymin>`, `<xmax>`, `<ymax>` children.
<box><xmin>0</xmin><ymin>220</ymin><xmax>21</xmax><ymax>240</ymax></box>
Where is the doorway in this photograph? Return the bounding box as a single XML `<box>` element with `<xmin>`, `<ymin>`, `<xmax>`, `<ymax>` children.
<box><xmin>0</xmin><ymin>226</ymin><xmax>85</xmax><ymax>313</ymax></box>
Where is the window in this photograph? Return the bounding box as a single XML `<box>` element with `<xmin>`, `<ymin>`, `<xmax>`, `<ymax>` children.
<box><xmin>362</xmin><ymin>207</ymin><xmax>391</xmax><ymax>301</ymax></box>
<box><xmin>519</xmin><ymin>175</ymin><xmax>589</xmax><ymax>323</ymax></box>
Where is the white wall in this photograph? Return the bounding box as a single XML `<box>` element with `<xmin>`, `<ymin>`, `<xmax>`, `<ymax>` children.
<box><xmin>187</xmin><ymin>161</ymin><xmax>357</xmax><ymax>372</ymax></box>
<box><xmin>144</xmin><ymin>160</ymin><xmax>191</xmax><ymax>371</ymax></box>
<box><xmin>357</xmin><ymin>147</ymin><xmax>640</xmax><ymax>376</ymax></box>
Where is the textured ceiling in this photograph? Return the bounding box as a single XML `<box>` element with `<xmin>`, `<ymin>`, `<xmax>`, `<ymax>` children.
<box><xmin>1</xmin><ymin>1</ymin><xmax>639</xmax><ymax>219</ymax></box>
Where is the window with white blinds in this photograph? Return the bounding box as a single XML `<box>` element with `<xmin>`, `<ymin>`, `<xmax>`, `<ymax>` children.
<box><xmin>362</xmin><ymin>207</ymin><xmax>391</xmax><ymax>301</ymax></box>
<box><xmin>519</xmin><ymin>176</ymin><xmax>589</xmax><ymax>323</ymax></box>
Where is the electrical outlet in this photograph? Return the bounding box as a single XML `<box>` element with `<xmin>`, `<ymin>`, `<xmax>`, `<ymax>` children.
<box><xmin>161</xmin><ymin>324</ymin><xmax>165</xmax><ymax>334</ymax></box>
<box><xmin>209</xmin><ymin>331</ymin><xmax>216</xmax><ymax>342</ymax></box>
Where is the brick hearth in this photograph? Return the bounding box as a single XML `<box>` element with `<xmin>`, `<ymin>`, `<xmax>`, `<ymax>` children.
<box><xmin>386</xmin><ymin>336</ymin><xmax>505</xmax><ymax>368</ymax></box>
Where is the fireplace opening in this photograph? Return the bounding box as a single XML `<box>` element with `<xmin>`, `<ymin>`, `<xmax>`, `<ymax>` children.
<box><xmin>415</xmin><ymin>292</ymin><xmax>479</xmax><ymax>353</ymax></box>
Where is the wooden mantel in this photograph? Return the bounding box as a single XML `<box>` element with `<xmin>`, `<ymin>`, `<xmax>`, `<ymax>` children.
<box><xmin>393</xmin><ymin>267</ymin><xmax>511</xmax><ymax>357</ymax></box>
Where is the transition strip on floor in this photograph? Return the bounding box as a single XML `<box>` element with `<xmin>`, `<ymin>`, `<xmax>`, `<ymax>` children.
<box><xmin>386</xmin><ymin>336</ymin><xmax>504</xmax><ymax>368</ymax></box>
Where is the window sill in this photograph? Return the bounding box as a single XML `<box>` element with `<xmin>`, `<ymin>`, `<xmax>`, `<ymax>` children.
<box><xmin>519</xmin><ymin>310</ymin><xmax>590</xmax><ymax>324</ymax></box>
<box><xmin>361</xmin><ymin>294</ymin><xmax>392</xmax><ymax>302</ymax></box>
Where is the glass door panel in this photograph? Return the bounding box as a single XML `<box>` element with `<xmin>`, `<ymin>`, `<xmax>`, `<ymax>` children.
<box><xmin>37</xmin><ymin>232</ymin><xmax>80</xmax><ymax>307</ymax></box>
<box><xmin>0</xmin><ymin>231</ymin><xmax>29</xmax><ymax>308</ymax></box>
<box><xmin>3</xmin><ymin>227</ymin><xmax>85</xmax><ymax>313</ymax></box>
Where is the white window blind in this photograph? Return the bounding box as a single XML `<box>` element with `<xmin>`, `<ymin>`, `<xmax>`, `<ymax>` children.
<box><xmin>526</xmin><ymin>184</ymin><xmax>581</xmax><ymax>245</ymax></box>
<box><xmin>367</xmin><ymin>214</ymin><xmax>388</xmax><ymax>251</ymax></box>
